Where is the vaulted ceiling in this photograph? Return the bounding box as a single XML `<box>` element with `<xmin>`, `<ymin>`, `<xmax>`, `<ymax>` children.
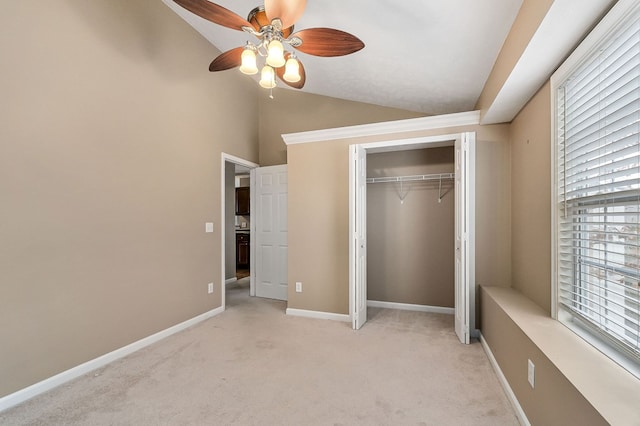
<box><xmin>162</xmin><ymin>0</ymin><xmax>614</xmax><ymax>121</ymax></box>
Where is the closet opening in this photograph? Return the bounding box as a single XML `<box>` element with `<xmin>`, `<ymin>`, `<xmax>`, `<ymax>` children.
<box><xmin>367</xmin><ymin>146</ymin><xmax>455</xmax><ymax>312</ymax></box>
<box><xmin>349</xmin><ymin>133</ymin><xmax>475</xmax><ymax>344</ymax></box>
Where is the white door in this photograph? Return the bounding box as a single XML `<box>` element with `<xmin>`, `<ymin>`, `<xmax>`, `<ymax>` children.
<box><xmin>253</xmin><ymin>165</ymin><xmax>288</xmax><ymax>300</ymax></box>
<box><xmin>350</xmin><ymin>145</ymin><xmax>367</xmax><ymax>329</ymax></box>
<box><xmin>454</xmin><ymin>134</ymin><xmax>474</xmax><ymax>344</ymax></box>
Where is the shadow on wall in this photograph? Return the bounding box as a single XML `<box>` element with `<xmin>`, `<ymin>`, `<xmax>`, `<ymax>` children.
<box><xmin>64</xmin><ymin>0</ymin><xmax>221</xmax><ymax>80</ymax></box>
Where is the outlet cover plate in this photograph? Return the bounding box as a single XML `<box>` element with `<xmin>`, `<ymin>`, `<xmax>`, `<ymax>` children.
<box><xmin>527</xmin><ymin>359</ymin><xmax>535</xmax><ymax>388</ymax></box>
<box><xmin>295</xmin><ymin>282</ymin><xmax>302</xmax><ymax>292</ymax></box>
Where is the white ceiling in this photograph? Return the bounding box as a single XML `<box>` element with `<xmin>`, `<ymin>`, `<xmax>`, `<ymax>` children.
<box><xmin>162</xmin><ymin>0</ymin><xmax>523</xmax><ymax>115</ymax></box>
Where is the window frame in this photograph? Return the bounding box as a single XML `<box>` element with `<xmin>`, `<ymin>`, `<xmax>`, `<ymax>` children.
<box><xmin>551</xmin><ymin>0</ymin><xmax>640</xmax><ymax>378</ymax></box>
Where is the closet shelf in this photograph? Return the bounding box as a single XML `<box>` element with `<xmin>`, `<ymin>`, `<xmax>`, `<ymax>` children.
<box><xmin>366</xmin><ymin>172</ymin><xmax>455</xmax><ymax>184</ymax></box>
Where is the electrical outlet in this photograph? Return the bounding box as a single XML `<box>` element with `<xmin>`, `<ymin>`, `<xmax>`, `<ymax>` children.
<box><xmin>527</xmin><ymin>359</ymin><xmax>535</xmax><ymax>388</ymax></box>
<box><xmin>208</xmin><ymin>283</ymin><xmax>214</xmax><ymax>294</ymax></box>
<box><xmin>295</xmin><ymin>282</ymin><xmax>302</xmax><ymax>293</ymax></box>
<box><xmin>205</xmin><ymin>222</ymin><xmax>214</xmax><ymax>233</ymax></box>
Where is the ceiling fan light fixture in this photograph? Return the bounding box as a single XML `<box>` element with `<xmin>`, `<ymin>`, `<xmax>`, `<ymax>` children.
<box><xmin>266</xmin><ymin>39</ymin><xmax>286</xmax><ymax>68</ymax></box>
<box><xmin>239</xmin><ymin>46</ymin><xmax>258</xmax><ymax>75</ymax></box>
<box><xmin>283</xmin><ymin>55</ymin><xmax>301</xmax><ymax>83</ymax></box>
<box><xmin>259</xmin><ymin>65</ymin><xmax>277</xmax><ymax>89</ymax></box>
<box><xmin>173</xmin><ymin>0</ymin><xmax>365</xmax><ymax>94</ymax></box>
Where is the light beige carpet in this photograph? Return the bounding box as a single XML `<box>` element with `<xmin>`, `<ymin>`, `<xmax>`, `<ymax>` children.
<box><xmin>1</xmin><ymin>279</ymin><xmax>519</xmax><ymax>425</ymax></box>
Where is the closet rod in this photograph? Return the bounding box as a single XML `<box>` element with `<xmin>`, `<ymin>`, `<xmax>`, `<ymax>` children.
<box><xmin>366</xmin><ymin>172</ymin><xmax>455</xmax><ymax>184</ymax></box>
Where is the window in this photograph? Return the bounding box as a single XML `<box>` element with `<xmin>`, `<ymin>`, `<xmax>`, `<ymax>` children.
<box><xmin>553</xmin><ymin>0</ymin><xmax>640</xmax><ymax>374</ymax></box>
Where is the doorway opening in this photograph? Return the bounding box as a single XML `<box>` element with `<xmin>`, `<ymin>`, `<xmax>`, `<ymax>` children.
<box><xmin>221</xmin><ymin>153</ymin><xmax>258</xmax><ymax>310</ymax></box>
<box><xmin>349</xmin><ymin>133</ymin><xmax>476</xmax><ymax>343</ymax></box>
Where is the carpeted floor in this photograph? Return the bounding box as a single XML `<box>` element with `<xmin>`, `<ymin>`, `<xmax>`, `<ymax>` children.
<box><xmin>0</xmin><ymin>278</ymin><xmax>519</xmax><ymax>425</ymax></box>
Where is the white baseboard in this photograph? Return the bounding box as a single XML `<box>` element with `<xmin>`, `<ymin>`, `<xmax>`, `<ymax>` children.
<box><xmin>286</xmin><ymin>308</ymin><xmax>350</xmax><ymax>322</ymax></box>
<box><xmin>0</xmin><ymin>306</ymin><xmax>224</xmax><ymax>413</ymax></box>
<box><xmin>367</xmin><ymin>300</ymin><xmax>455</xmax><ymax>315</ymax></box>
<box><xmin>479</xmin><ymin>334</ymin><xmax>530</xmax><ymax>426</ymax></box>
<box><xmin>225</xmin><ymin>277</ymin><xmax>238</xmax><ymax>285</ymax></box>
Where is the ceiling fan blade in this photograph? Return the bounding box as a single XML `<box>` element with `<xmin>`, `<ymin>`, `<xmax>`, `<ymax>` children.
<box><xmin>265</xmin><ymin>0</ymin><xmax>307</xmax><ymax>29</ymax></box>
<box><xmin>276</xmin><ymin>53</ymin><xmax>306</xmax><ymax>89</ymax></box>
<box><xmin>209</xmin><ymin>47</ymin><xmax>244</xmax><ymax>72</ymax></box>
<box><xmin>173</xmin><ymin>0</ymin><xmax>251</xmax><ymax>31</ymax></box>
<box><xmin>290</xmin><ymin>28</ymin><xmax>364</xmax><ymax>57</ymax></box>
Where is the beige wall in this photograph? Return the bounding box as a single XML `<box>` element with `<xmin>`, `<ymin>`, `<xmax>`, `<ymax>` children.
<box><xmin>509</xmin><ymin>82</ymin><xmax>552</xmax><ymax>312</ymax></box>
<box><xmin>287</xmin><ymin>123</ymin><xmax>511</xmax><ymax>316</ymax></box>
<box><xmin>367</xmin><ymin>148</ymin><xmax>455</xmax><ymax>307</ymax></box>
<box><xmin>480</xmin><ymin>288</ymin><xmax>607</xmax><ymax>425</ymax></box>
<box><xmin>287</xmin><ymin>140</ymin><xmax>351</xmax><ymax>313</ymax></box>
<box><xmin>258</xmin><ymin>89</ymin><xmax>426</xmax><ymax>166</ymax></box>
<box><xmin>482</xmin><ymin>76</ymin><xmax>601</xmax><ymax>423</ymax></box>
<box><xmin>474</xmin><ymin>1</ymin><xmax>640</xmax><ymax>422</ymax></box>
<box><xmin>0</xmin><ymin>0</ymin><xmax>258</xmax><ymax>397</ymax></box>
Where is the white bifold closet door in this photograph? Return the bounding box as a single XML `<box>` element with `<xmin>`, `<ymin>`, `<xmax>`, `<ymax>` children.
<box><xmin>351</xmin><ymin>144</ymin><xmax>367</xmax><ymax>330</ymax></box>
<box><xmin>454</xmin><ymin>135</ymin><xmax>471</xmax><ymax>344</ymax></box>
<box><xmin>349</xmin><ymin>133</ymin><xmax>475</xmax><ymax>342</ymax></box>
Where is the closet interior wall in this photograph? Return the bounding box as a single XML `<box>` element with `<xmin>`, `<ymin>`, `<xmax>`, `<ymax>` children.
<box><xmin>367</xmin><ymin>147</ymin><xmax>455</xmax><ymax>308</ymax></box>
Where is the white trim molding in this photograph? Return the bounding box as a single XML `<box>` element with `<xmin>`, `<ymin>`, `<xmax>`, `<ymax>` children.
<box><xmin>480</xmin><ymin>334</ymin><xmax>531</xmax><ymax>426</ymax></box>
<box><xmin>220</xmin><ymin>153</ymin><xmax>259</xmax><ymax>310</ymax></box>
<box><xmin>222</xmin><ymin>153</ymin><xmax>259</xmax><ymax>168</ymax></box>
<box><xmin>367</xmin><ymin>300</ymin><xmax>454</xmax><ymax>315</ymax></box>
<box><xmin>225</xmin><ymin>277</ymin><xmax>238</xmax><ymax>285</ymax></box>
<box><xmin>0</xmin><ymin>306</ymin><xmax>224</xmax><ymax>413</ymax></box>
<box><xmin>285</xmin><ymin>308</ymin><xmax>351</xmax><ymax>322</ymax></box>
<box><xmin>282</xmin><ymin>111</ymin><xmax>480</xmax><ymax>145</ymax></box>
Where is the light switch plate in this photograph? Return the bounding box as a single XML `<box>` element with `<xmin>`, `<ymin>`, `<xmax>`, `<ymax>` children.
<box><xmin>205</xmin><ymin>222</ymin><xmax>214</xmax><ymax>233</ymax></box>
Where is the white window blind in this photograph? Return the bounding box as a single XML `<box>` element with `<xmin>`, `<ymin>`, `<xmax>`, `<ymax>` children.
<box><xmin>556</xmin><ymin>4</ymin><xmax>640</xmax><ymax>365</ymax></box>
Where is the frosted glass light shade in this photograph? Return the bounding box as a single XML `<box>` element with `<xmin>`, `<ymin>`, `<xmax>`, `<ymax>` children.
<box><xmin>266</xmin><ymin>40</ymin><xmax>286</xmax><ymax>68</ymax></box>
<box><xmin>259</xmin><ymin>65</ymin><xmax>276</xmax><ymax>89</ymax></box>
<box><xmin>239</xmin><ymin>49</ymin><xmax>258</xmax><ymax>75</ymax></box>
<box><xmin>283</xmin><ymin>57</ymin><xmax>301</xmax><ymax>83</ymax></box>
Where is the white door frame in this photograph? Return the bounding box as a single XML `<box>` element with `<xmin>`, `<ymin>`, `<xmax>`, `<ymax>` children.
<box><xmin>348</xmin><ymin>133</ymin><xmax>476</xmax><ymax>340</ymax></box>
<box><xmin>221</xmin><ymin>153</ymin><xmax>259</xmax><ymax>310</ymax></box>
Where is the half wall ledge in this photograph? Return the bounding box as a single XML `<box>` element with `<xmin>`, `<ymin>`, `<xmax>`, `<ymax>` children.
<box><xmin>480</xmin><ymin>285</ymin><xmax>640</xmax><ymax>425</ymax></box>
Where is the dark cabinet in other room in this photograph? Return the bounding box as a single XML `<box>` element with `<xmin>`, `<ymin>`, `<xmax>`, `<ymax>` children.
<box><xmin>236</xmin><ymin>233</ymin><xmax>249</xmax><ymax>269</ymax></box>
<box><xmin>236</xmin><ymin>187</ymin><xmax>250</xmax><ymax>215</ymax></box>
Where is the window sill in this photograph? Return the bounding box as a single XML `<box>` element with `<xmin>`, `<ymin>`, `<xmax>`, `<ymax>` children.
<box><xmin>482</xmin><ymin>286</ymin><xmax>640</xmax><ymax>425</ymax></box>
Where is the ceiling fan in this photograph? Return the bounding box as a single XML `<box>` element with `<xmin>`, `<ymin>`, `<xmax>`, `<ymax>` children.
<box><xmin>173</xmin><ymin>0</ymin><xmax>365</xmax><ymax>91</ymax></box>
